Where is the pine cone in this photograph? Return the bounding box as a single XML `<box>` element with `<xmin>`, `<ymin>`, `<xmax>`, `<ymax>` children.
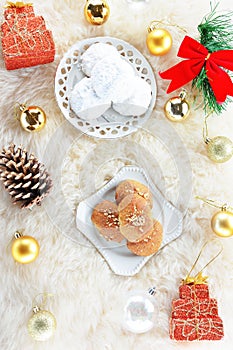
<box><xmin>0</xmin><ymin>144</ymin><xmax>52</xmax><ymax>209</ymax></box>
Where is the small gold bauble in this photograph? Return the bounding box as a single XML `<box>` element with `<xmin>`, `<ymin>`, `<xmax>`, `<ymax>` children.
<box><xmin>206</xmin><ymin>136</ymin><xmax>233</xmax><ymax>163</ymax></box>
<box><xmin>84</xmin><ymin>0</ymin><xmax>110</xmax><ymax>25</ymax></box>
<box><xmin>11</xmin><ymin>233</ymin><xmax>39</xmax><ymax>264</ymax></box>
<box><xmin>28</xmin><ymin>309</ymin><xmax>56</xmax><ymax>341</ymax></box>
<box><xmin>164</xmin><ymin>92</ymin><xmax>190</xmax><ymax>122</ymax></box>
<box><xmin>211</xmin><ymin>211</ymin><xmax>233</xmax><ymax>237</ymax></box>
<box><xmin>146</xmin><ymin>28</ymin><xmax>172</xmax><ymax>56</ymax></box>
<box><xmin>19</xmin><ymin>105</ymin><xmax>46</xmax><ymax>132</ymax></box>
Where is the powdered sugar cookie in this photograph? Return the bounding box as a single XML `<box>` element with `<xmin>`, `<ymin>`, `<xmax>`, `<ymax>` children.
<box><xmin>81</xmin><ymin>43</ymin><xmax>119</xmax><ymax>76</ymax></box>
<box><xmin>91</xmin><ymin>200</ymin><xmax>124</xmax><ymax>243</ymax></box>
<box><xmin>91</xmin><ymin>55</ymin><xmax>135</xmax><ymax>101</ymax></box>
<box><xmin>127</xmin><ymin>220</ymin><xmax>163</xmax><ymax>256</ymax></box>
<box><xmin>70</xmin><ymin>77</ymin><xmax>111</xmax><ymax>120</ymax></box>
<box><xmin>113</xmin><ymin>76</ymin><xmax>152</xmax><ymax>116</ymax></box>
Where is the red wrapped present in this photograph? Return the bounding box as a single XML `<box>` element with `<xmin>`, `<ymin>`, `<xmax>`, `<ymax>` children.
<box><xmin>3</xmin><ymin>2</ymin><xmax>35</xmax><ymax>22</ymax></box>
<box><xmin>172</xmin><ymin>298</ymin><xmax>219</xmax><ymax>319</ymax></box>
<box><xmin>1</xmin><ymin>1</ymin><xmax>55</xmax><ymax>70</ymax></box>
<box><xmin>170</xmin><ymin>281</ymin><xmax>224</xmax><ymax>341</ymax></box>
<box><xmin>1</xmin><ymin>16</ymin><xmax>46</xmax><ymax>35</ymax></box>
<box><xmin>179</xmin><ymin>284</ymin><xmax>209</xmax><ymax>300</ymax></box>
<box><xmin>170</xmin><ymin>317</ymin><xmax>224</xmax><ymax>341</ymax></box>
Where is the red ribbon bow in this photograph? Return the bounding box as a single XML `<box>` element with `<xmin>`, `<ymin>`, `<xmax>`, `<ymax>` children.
<box><xmin>159</xmin><ymin>35</ymin><xmax>233</xmax><ymax>103</ymax></box>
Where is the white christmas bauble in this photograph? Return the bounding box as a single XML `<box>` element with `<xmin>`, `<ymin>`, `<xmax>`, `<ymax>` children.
<box><xmin>122</xmin><ymin>289</ymin><xmax>157</xmax><ymax>334</ymax></box>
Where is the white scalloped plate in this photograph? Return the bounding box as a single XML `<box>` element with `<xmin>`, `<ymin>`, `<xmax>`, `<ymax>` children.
<box><xmin>55</xmin><ymin>37</ymin><xmax>157</xmax><ymax>139</ymax></box>
<box><xmin>76</xmin><ymin>166</ymin><xmax>183</xmax><ymax>276</ymax></box>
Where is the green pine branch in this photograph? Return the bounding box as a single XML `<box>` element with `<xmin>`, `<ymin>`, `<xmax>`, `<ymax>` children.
<box><xmin>192</xmin><ymin>2</ymin><xmax>233</xmax><ymax>114</ymax></box>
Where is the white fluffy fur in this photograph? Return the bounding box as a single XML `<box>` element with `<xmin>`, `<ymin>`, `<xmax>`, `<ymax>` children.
<box><xmin>0</xmin><ymin>0</ymin><xmax>233</xmax><ymax>349</ymax></box>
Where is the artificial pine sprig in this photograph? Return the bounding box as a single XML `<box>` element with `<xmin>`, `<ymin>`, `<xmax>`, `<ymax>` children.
<box><xmin>192</xmin><ymin>3</ymin><xmax>233</xmax><ymax>114</ymax></box>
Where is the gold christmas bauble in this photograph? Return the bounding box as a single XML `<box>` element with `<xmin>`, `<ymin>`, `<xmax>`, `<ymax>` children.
<box><xmin>11</xmin><ymin>234</ymin><xmax>39</xmax><ymax>264</ymax></box>
<box><xmin>28</xmin><ymin>310</ymin><xmax>56</xmax><ymax>341</ymax></box>
<box><xmin>164</xmin><ymin>93</ymin><xmax>190</xmax><ymax>122</ymax></box>
<box><xmin>146</xmin><ymin>28</ymin><xmax>172</xmax><ymax>56</ymax></box>
<box><xmin>19</xmin><ymin>105</ymin><xmax>46</xmax><ymax>132</ymax></box>
<box><xmin>84</xmin><ymin>0</ymin><xmax>110</xmax><ymax>25</ymax></box>
<box><xmin>206</xmin><ymin>136</ymin><xmax>233</xmax><ymax>163</ymax></box>
<box><xmin>211</xmin><ymin>211</ymin><xmax>233</xmax><ymax>237</ymax></box>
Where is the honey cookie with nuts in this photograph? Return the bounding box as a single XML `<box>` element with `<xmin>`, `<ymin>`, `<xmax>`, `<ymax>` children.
<box><xmin>118</xmin><ymin>194</ymin><xmax>153</xmax><ymax>242</ymax></box>
<box><xmin>91</xmin><ymin>200</ymin><xmax>124</xmax><ymax>243</ymax></box>
<box><xmin>127</xmin><ymin>220</ymin><xmax>163</xmax><ymax>256</ymax></box>
<box><xmin>115</xmin><ymin>179</ymin><xmax>153</xmax><ymax>208</ymax></box>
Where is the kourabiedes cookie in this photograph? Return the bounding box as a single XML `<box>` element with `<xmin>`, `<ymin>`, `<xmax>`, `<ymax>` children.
<box><xmin>91</xmin><ymin>55</ymin><xmax>135</xmax><ymax>101</ymax></box>
<box><xmin>118</xmin><ymin>194</ymin><xmax>153</xmax><ymax>242</ymax></box>
<box><xmin>127</xmin><ymin>220</ymin><xmax>163</xmax><ymax>256</ymax></box>
<box><xmin>91</xmin><ymin>200</ymin><xmax>124</xmax><ymax>243</ymax></box>
<box><xmin>115</xmin><ymin>179</ymin><xmax>153</xmax><ymax>208</ymax></box>
<box><xmin>113</xmin><ymin>76</ymin><xmax>152</xmax><ymax>116</ymax></box>
<box><xmin>81</xmin><ymin>42</ymin><xmax>120</xmax><ymax>76</ymax></box>
<box><xmin>70</xmin><ymin>77</ymin><xmax>111</xmax><ymax>120</ymax></box>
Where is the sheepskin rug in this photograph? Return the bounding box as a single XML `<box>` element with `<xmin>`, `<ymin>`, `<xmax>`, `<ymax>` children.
<box><xmin>1</xmin><ymin>0</ymin><xmax>233</xmax><ymax>349</ymax></box>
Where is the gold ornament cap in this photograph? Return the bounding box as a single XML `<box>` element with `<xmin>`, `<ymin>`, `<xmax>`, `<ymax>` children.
<box><xmin>164</xmin><ymin>90</ymin><xmax>190</xmax><ymax>122</ymax></box>
<box><xmin>84</xmin><ymin>0</ymin><xmax>110</xmax><ymax>25</ymax></box>
<box><xmin>17</xmin><ymin>104</ymin><xmax>46</xmax><ymax>132</ymax></box>
<box><xmin>11</xmin><ymin>231</ymin><xmax>40</xmax><ymax>264</ymax></box>
<box><xmin>28</xmin><ymin>309</ymin><xmax>56</xmax><ymax>341</ymax></box>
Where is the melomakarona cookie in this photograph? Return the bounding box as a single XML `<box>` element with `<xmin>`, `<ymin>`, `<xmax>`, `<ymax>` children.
<box><xmin>91</xmin><ymin>200</ymin><xmax>124</xmax><ymax>243</ymax></box>
<box><xmin>115</xmin><ymin>179</ymin><xmax>153</xmax><ymax>208</ymax></box>
<box><xmin>127</xmin><ymin>220</ymin><xmax>163</xmax><ymax>256</ymax></box>
<box><xmin>118</xmin><ymin>194</ymin><xmax>153</xmax><ymax>242</ymax></box>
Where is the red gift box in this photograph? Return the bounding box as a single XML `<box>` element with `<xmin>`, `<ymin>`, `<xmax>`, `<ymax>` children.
<box><xmin>1</xmin><ymin>4</ymin><xmax>55</xmax><ymax>70</ymax></box>
<box><xmin>172</xmin><ymin>298</ymin><xmax>219</xmax><ymax>319</ymax></box>
<box><xmin>170</xmin><ymin>317</ymin><xmax>224</xmax><ymax>341</ymax></box>
<box><xmin>1</xmin><ymin>16</ymin><xmax>46</xmax><ymax>35</ymax></box>
<box><xmin>4</xmin><ymin>6</ymin><xmax>35</xmax><ymax>21</ymax></box>
<box><xmin>179</xmin><ymin>284</ymin><xmax>209</xmax><ymax>300</ymax></box>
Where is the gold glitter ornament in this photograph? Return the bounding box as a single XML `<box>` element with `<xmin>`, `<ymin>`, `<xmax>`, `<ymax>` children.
<box><xmin>11</xmin><ymin>231</ymin><xmax>39</xmax><ymax>264</ymax></box>
<box><xmin>197</xmin><ymin>197</ymin><xmax>233</xmax><ymax>238</ymax></box>
<box><xmin>84</xmin><ymin>0</ymin><xmax>110</xmax><ymax>25</ymax></box>
<box><xmin>164</xmin><ymin>90</ymin><xmax>190</xmax><ymax>122</ymax></box>
<box><xmin>28</xmin><ymin>294</ymin><xmax>56</xmax><ymax>342</ymax></box>
<box><xmin>206</xmin><ymin>136</ymin><xmax>233</xmax><ymax>163</ymax></box>
<box><xmin>203</xmin><ymin>114</ymin><xmax>233</xmax><ymax>163</ymax></box>
<box><xmin>16</xmin><ymin>103</ymin><xmax>46</xmax><ymax>132</ymax></box>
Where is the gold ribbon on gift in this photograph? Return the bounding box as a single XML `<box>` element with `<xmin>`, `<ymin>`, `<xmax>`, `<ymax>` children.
<box><xmin>4</xmin><ymin>1</ymin><xmax>33</xmax><ymax>8</ymax></box>
<box><xmin>182</xmin><ymin>240</ymin><xmax>223</xmax><ymax>285</ymax></box>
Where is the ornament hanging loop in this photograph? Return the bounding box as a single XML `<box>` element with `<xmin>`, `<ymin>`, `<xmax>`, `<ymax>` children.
<box><xmin>183</xmin><ymin>240</ymin><xmax>223</xmax><ymax>285</ymax></box>
<box><xmin>202</xmin><ymin>111</ymin><xmax>214</xmax><ymax>144</ymax></box>
<box><xmin>147</xmin><ymin>20</ymin><xmax>187</xmax><ymax>34</ymax></box>
<box><xmin>32</xmin><ymin>292</ymin><xmax>54</xmax><ymax>311</ymax></box>
<box><xmin>196</xmin><ymin>196</ymin><xmax>233</xmax><ymax>212</ymax></box>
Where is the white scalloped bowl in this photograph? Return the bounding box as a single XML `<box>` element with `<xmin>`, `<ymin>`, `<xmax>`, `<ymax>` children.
<box><xmin>55</xmin><ymin>37</ymin><xmax>157</xmax><ymax>139</ymax></box>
